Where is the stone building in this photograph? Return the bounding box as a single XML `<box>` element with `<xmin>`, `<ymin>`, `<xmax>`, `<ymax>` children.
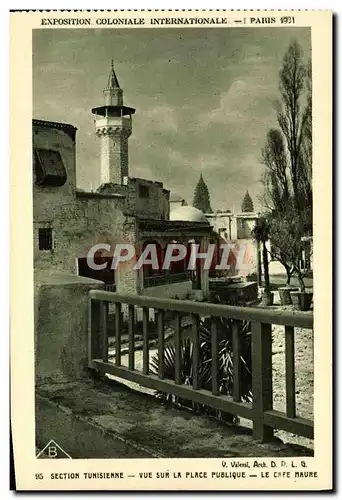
<box><xmin>205</xmin><ymin>210</ymin><xmax>260</xmax><ymax>242</ymax></box>
<box><xmin>204</xmin><ymin>210</ymin><xmax>260</xmax><ymax>276</ymax></box>
<box><xmin>33</xmin><ymin>62</ymin><xmax>212</xmax><ymax>300</ymax></box>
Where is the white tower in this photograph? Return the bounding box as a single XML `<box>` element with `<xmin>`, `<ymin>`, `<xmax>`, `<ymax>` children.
<box><xmin>92</xmin><ymin>61</ymin><xmax>135</xmax><ymax>185</ymax></box>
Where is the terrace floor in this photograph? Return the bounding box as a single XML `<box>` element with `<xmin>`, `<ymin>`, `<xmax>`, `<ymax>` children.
<box><xmin>37</xmin><ymin>377</ymin><xmax>313</xmax><ymax>459</ymax></box>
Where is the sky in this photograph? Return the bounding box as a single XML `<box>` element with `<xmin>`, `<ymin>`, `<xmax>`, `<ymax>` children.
<box><xmin>33</xmin><ymin>27</ymin><xmax>311</xmax><ymax>212</ymax></box>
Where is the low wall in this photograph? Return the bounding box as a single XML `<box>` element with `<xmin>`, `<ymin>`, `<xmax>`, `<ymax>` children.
<box><xmin>209</xmin><ymin>280</ymin><xmax>258</xmax><ymax>304</ymax></box>
<box><xmin>142</xmin><ymin>280</ymin><xmax>193</xmax><ymax>300</ymax></box>
<box><xmin>34</xmin><ymin>270</ymin><xmax>104</xmax><ymax>385</ymax></box>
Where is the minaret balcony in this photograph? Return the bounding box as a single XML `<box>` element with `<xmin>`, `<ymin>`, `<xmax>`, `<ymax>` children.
<box><xmin>95</xmin><ymin>116</ymin><xmax>132</xmax><ymax>134</ymax></box>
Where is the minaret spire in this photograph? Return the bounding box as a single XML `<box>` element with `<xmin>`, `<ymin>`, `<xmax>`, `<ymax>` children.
<box><xmin>107</xmin><ymin>59</ymin><xmax>120</xmax><ymax>89</ymax></box>
<box><xmin>91</xmin><ymin>61</ymin><xmax>135</xmax><ymax>186</ymax></box>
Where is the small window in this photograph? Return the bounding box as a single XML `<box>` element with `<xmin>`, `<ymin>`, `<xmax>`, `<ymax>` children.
<box><xmin>139</xmin><ymin>185</ymin><xmax>149</xmax><ymax>198</ymax></box>
<box><xmin>38</xmin><ymin>228</ymin><xmax>53</xmax><ymax>251</ymax></box>
<box><xmin>34</xmin><ymin>149</ymin><xmax>67</xmax><ymax>187</ymax></box>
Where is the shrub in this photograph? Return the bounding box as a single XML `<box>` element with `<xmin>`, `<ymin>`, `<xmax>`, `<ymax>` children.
<box><xmin>150</xmin><ymin>312</ymin><xmax>252</xmax><ymax>424</ymax></box>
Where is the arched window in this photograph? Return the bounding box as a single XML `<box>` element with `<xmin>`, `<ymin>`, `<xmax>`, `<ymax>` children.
<box><xmin>78</xmin><ymin>250</ymin><xmax>114</xmax><ymax>284</ymax></box>
<box><xmin>168</xmin><ymin>243</ymin><xmax>186</xmax><ymax>274</ymax></box>
<box><xmin>141</xmin><ymin>240</ymin><xmax>163</xmax><ymax>277</ymax></box>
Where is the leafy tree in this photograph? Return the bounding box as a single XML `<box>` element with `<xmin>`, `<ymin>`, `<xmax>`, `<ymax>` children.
<box><xmin>241</xmin><ymin>190</ymin><xmax>254</xmax><ymax>212</ymax></box>
<box><xmin>193</xmin><ymin>173</ymin><xmax>213</xmax><ymax>213</ymax></box>
<box><xmin>261</xmin><ymin>128</ymin><xmax>290</xmax><ymax>213</ymax></box>
<box><xmin>268</xmin><ymin>203</ymin><xmax>312</xmax><ymax>292</ymax></box>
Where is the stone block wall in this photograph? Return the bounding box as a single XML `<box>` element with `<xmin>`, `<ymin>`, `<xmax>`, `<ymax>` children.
<box><xmin>97</xmin><ymin>132</ymin><xmax>129</xmax><ymax>184</ymax></box>
<box><xmin>115</xmin><ymin>216</ymin><xmax>141</xmax><ymax>295</ymax></box>
<box><xmin>34</xmin><ymin>270</ymin><xmax>104</xmax><ymax>385</ymax></box>
<box><xmin>126</xmin><ymin>178</ymin><xmax>169</xmax><ymax>220</ymax></box>
<box><xmin>33</xmin><ymin>122</ymin><xmax>128</xmax><ymax>276</ymax></box>
<box><xmin>33</xmin><ymin>123</ymin><xmax>79</xmax><ymax>272</ymax></box>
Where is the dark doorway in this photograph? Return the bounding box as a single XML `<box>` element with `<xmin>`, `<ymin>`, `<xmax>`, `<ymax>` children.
<box><xmin>78</xmin><ymin>256</ymin><xmax>115</xmax><ymax>285</ymax></box>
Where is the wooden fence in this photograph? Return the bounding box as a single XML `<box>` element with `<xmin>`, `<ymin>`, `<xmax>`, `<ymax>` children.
<box><xmin>88</xmin><ymin>290</ymin><xmax>313</xmax><ymax>442</ymax></box>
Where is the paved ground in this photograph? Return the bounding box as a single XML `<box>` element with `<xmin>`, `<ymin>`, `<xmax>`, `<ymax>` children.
<box><xmin>38</xmin><ymin>380</ymin><xmax>313</xmax><ymax>458</ymax></box>
<box><xmin>268</xmin><ymin>274</ymin><xmax>313</xmax><ymax>291</ymax></box>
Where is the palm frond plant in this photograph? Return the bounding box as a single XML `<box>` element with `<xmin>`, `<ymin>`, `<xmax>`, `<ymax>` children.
<box><xmin>199</xmin><ymin>316</ymin><xmax>252</xmax><ymax>403</ymax></box>
<box><xmin>150</xmin><ymin>306</ymin><xmax>253</xmax><ymax>424</ymax></box>
<box><xmin>149</xmin><ymin>338</ymin><xmax>194</xmax><ymax>407</ymax></box>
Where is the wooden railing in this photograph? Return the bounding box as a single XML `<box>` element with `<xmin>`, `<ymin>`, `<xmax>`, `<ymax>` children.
<box><xmin>88</xmin><ymin>291</ymin><xmax>314</xmax><ymax>442</ymax></box>
<box><xmin>104</xmin><ymin>283</ymin><xmax>116</xmax><ymax>292</ymax></box>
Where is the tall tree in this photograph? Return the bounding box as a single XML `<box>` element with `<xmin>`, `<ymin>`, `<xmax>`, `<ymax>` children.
<box><xmin>241</xmin><ymin>190</ymin><xmax>254</xmax><ymax>212</ymax></box>
<box><xmin>259</xmin><ymin>40</ymin><xmax>312</xmax><ymax>286</ymax></box>
<box><xmin>261</xmin><ymin>128</ymin><xmax>290</xmax><ymax>214</ymax></box>
<box><xmin>193</xmin><ymin>174</ymin><xmax>213</xmax><ymax>213</ymax></box>
<box><xmin>297</xmin><ymin>58</ymin><xmax>313</xmax><ymax>230</ymax></box>
<box><xmin>276</xmin><ymin>40</ymin><xmax>309</xmax><ymax>212</ymax></box>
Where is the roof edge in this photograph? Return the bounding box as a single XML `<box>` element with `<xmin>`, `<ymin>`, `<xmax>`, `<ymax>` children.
<box><xmin>33</xmin><ymin>119</ymin><xmax>78</xmax><ymax>141</ymax></box>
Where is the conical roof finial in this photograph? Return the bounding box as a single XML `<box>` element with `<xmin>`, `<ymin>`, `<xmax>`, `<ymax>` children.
<box><xmin>107</xmin><ymin>59</ymin><xmax>120</xmax><ymax>89</ymax></box>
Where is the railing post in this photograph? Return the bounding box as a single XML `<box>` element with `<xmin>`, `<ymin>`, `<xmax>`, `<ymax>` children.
<box><xmin>157</xmin><ymin>309</ymin><xmax>165</xmax><ymax>379</ymax></box>
<box><xmin>252</xmin><ymin>321</ymin><xmax>274</xmax><ymax>442</ymax></box>
<box><xmin>232</xmin><ymin>321</ymin><xmax>242</xmax><ymax>402</ymax></box>
<box><xmin>115</xmin><ymin>303</ymin><xmax>122</xmax><ymax>366</ymax></box>
<box><xmin>192</xmin><ymin>314</ymin><xmax>200</xmax><ymax>390</ymax></box>
<box><xmin>174</xmin><ymin>314</ymin><xmax>182</xmax><ymax>385</ymax></box>
<box><xmin>211</xmin><ymin>317</ymin><xmax>219</xmax><ymax>396</ymax></box>
<box><xmin>285</xmin><ymin>325</ymin><xmax>296</xmax><ymax>418</ymax></box>
<box><xmin>88</xmin><ymin>298</ymin><xmax>102</xmax><ymax>367</ymax></box>
<box><xmin>142</xmin><ymin>307</ymin><xmax>149</xmax><ymax>375</ymax></box>
<box><xmin>101</xmin><ymin>302</ymin><xmax>108</xmax><ymax>363</ymax></box>
<box><xmin>128</xmin><ymin>305</ymin><xmax>135</xmax><ymax>370</ymax></box>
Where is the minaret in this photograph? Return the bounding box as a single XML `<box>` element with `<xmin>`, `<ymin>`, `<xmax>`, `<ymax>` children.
<box><xmin>92</xmin><ymin>60</ymin><xmax>135</xmax><ymax>185</ymax></box>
